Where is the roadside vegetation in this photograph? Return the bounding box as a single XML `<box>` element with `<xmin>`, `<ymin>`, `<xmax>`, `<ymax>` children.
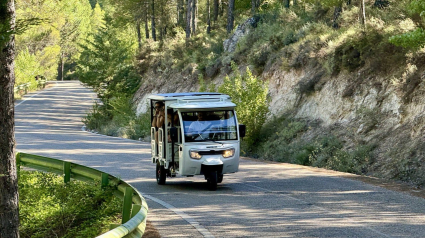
<box><xmin>81</xmin><ymin>0</ymin><xmax>425</xmax><ymax>186</ymax></box>
<box><xmin>14</xmin><ymin>0</ymin><xmax>425</xmax><ymax>186</ymax></box>
<box><xmin>19</xmin><ymin>170</ymin><xmax>121</xmax><ymax>238</ymax></box>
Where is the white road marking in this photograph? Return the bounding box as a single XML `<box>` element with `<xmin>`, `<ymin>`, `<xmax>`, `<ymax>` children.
<box><xmin>142</xmin><ymin>193</ymin><xmax>215</xmax><ymax>238</ymax></box>
<box><xmin>14</xmin><ymin>82</ymin><xmax>58</xmax><ymax>108</ymax></box>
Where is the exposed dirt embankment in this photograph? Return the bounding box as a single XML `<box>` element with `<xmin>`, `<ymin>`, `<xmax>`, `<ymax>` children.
<box><xmin>133</xmin><ymin>51</ymin><xmax>425</xmax><ymax>187</ymax></box>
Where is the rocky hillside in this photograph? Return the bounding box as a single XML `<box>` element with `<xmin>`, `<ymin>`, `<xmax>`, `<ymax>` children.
<box><xmin>133</xmin><ymin>5</ymin><xmax>425</xmax><ymax>187</ymax></box>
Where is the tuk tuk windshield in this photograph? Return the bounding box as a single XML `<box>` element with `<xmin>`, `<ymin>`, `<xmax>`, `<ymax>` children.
<box><xmin>182</xmin><ymin>110</ymin><xmax>237</xmax><ymax>142</ymax></box>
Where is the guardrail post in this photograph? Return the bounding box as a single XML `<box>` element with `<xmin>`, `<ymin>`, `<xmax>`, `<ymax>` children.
<box><xmin>101</xmin><ymin>173</ymin><xmax>109</xmax><ymax>188</ymax></box>
<box><xmin>63</xmin><ymin>161</ymin><xmax>71</xmax><ymax>183</ymax></box>
<box><xmin>122</xmin><ymin>186</ymin><xmax>133</xmax><ymax>224</ymax></box>
<box><xmin>16</xmin><ymin>153</ymin><xmax>21</xmax><ymax>178</ymax></box>
<box><xmin>16</xmin><ymin>152</ymin><xmax>21</xmax><ymax>165</ymax></box>
<box><xmin>131</xmin><ymin>204</ymin><xmax>141</xmax><ymax>217</ymax></box>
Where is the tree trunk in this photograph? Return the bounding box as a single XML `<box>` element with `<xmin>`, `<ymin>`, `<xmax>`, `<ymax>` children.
<box><xmin>0</xmin><ymin>1</ymin><xmax>20</xmax><ymax>238</ymax></box>
<box><xmin>359</xmin><ymin>0</ymin><xmax>366</xmax><ymax>27</ymax></box>
<box><xmin>145</xmin><ymin>11</ymin><xmax>149</xmax><ymax>39</ymax></box>
<box><xmin>178</xmin><ymin>0</ymin><xmax>185</xmax><ymax>27</ymax></box>
<box><xmin>293</xmin><ymin>0</ymin><xmax>297</xmax><ymax>6</ymax></box>
<box><xmin>332</xmin><ymin>5</ymin><xmax>342</xmax><ymax>29</ymax></box>
<box><xmin>284</xmin><ymin>0</ymin><xmax>289</xmax><ymax>8</ymax></box>
<box><xmin>207</xmin><ymin>0</ymin><xmax>211</xmax><ymax>34</ymax></box>
<box><xmin>227</xmin><ymin>0</ymin><xmax>235</xmax><ymax>34</ymax></box>
<box><xmin>60</xmin><ymin>52</ymin><xmax>64</xmax><ymax>81</ymax></box>
<box><xmin>160</xmin><ymin>4</ymin><xmax>164</xmax><ymax>41</ymax></box>
<box><xmin>186</xmin><ymin>0</ymin><xmax>192</xmax><ymax>41</ymax></box>
<box><xmin>251</xmin><ymin>0</ymin><xmax>256</xmax><ymax>15</ymax></box>
<box><xmin>219</xmin><ymin>0</ymin><xmax>224</xmax><ymax>16</ymax></box>
<box><xmin>136</xmin><ymin>21</ymin><xmax>142</xmax><ymax>49</ymax></box>
<box><xmin>191</xmin><ymin>0</ymin><xmax>197</xmax><ymax>36</ymax></box>
<box><xmin>151</xmin><ymin>0</ymin><xmax>156</xmax><ymax>41</ymax></box>
<box><xmin>213</xmin><ymin>0</ymin><xmax>219</xmax><ymax>22</ymax></box>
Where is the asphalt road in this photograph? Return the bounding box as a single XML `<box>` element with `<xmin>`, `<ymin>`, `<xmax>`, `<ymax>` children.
<box><xmin>15</xmin><ymin>81</ymin><xmax>425</xmax><ymax>238</ymax></box>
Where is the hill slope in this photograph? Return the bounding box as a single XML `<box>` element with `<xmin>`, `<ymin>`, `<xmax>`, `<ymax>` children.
<box><xmin>133</xmin><ymin>0</ymin><xmax>425</xmax><ymax>187</ymax></box>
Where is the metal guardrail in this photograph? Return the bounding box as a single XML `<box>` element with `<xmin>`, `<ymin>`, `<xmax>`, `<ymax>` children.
<box><xmin>14</xmin><ymin>80</ymin><xmax>47</xmax><ymax>96</ymax></box>
<box><xmin>16</xmin><ymin>152</ymin><xmax>148</xmax><ymax>238</ymax></box>
<box><xmin>37</xmin><ymin>79</ymin><xmax>47</xmax><ymax>89</ymax></box>
<box><xmin>14</xmin><ymin>82</ymin><xmax>31</xmax><ymax>95</ymax></box>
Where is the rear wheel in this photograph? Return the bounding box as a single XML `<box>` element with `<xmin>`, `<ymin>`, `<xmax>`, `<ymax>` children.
<box><xmin>156</xmin><ymin>162</ymin><xmax>166</xmax><ymax>185</ymax></box>
<box><xmin>207</xmin><ymin>171</ymin><xmax>218</xmax><ymax>191</ymax></box>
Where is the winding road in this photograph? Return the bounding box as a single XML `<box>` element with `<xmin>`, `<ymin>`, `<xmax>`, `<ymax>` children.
<box><xmin>15</xmin><ymin>81</ymin><xmax>425</xmax><ymax>237</ymax></box>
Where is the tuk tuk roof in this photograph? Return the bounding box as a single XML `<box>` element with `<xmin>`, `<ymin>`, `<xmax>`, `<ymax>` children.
<box><xmin>147</xmin><ymin>92</ymin><xmax>230</xmax><ymax>101</ymax></box>
<box><xmin>147</xmin><ymin>92</ymin><xmax>236</xmax><ymax>109</ymax></box>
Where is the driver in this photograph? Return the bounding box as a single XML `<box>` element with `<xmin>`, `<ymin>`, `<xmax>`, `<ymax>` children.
<box><xmin>188</xmin><ymin>112</ymin><xmax>211</xmax><ymax>140</ymax></box>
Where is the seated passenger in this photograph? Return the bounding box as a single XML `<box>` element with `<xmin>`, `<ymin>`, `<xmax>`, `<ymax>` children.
<box><xmin>152</xmin><ymin>101</ymin><xmax>165</xmax><ymax>143</ymax></box>
<box><xmin>167</xmin><ymin>109</ymin><xmax>180</xmax><ymax>142</ymax></box>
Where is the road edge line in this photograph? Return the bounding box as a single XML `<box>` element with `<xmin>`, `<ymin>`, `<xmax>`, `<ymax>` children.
<box><xmin>142</xmin><ymin>193</ymin><xmax>215</xmax><ymax>238</ymax></box>
<box><xmin>15</xmin><ymin>81</ymin><xmax>58</xmax><ymax>108</ymax></box>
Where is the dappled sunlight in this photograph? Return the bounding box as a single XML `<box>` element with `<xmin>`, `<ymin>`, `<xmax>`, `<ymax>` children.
<box><xmin>15</xmin><ymin>81</ymin><xmax>425</xmax><ymax>237</ymax></box>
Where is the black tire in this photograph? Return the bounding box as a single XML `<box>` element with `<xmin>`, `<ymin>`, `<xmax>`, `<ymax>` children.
<box><xmin>156</xmin><ymin>162</ymin><xmax>166</xmax><ymax>185</ymax></box>
<box><xmin>217</xmin><ymin>174</ymin><xmax>223</xmax><ymax>183</ymax></box>
<box><xmin>207</xmin><ymin>171</ymin><xmax>218</xmax><ymax>191</ymax></box>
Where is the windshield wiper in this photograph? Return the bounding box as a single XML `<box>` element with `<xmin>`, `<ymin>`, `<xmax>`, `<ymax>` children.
<box><xmin>202</xmin><ymin>138</ymin><xmax>224</xmax><ymax>145</ymax></box>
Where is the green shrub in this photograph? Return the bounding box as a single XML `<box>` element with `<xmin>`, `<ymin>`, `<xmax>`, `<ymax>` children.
<box><xmin>308</xmin><ymin>136</ymin><xmax>373</xmax><ymax>174</ymax></box>
<box><xmin>83</xmin><ymin>96</ymin><xmax>151</xmax><ymax>140</ymax></box>
<box><xmin>254</xmin><ymin>114</ymin><xmax>374</xmax><ymax>173</ymax></box>
<box><xmin>389</xmin><ymin>28</ymin><xmax>425</xmax><ymax>50</ymax></box>
<box><xmin>15</xmin><ymin>48</ymin><xmax>42</xmax><ymax>90</ymax></box>
<box><xmin>218</xmin><ymin>62</ymin><xmax>269</xmax><ymax>148</ymax></box>
<box><xmin>19</xmin><ymin>171</ymin><xmax>121</xmax><ymax>238</ymax></box>
<box><xmin>258</xmin><ymin>116</ymin><xmax>307</xmax><ymax>163</ymax></box>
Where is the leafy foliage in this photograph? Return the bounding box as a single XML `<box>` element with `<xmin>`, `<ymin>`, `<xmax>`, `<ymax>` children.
<box><xmin>15</xmin><ymin>48</ymin><xmax>42</xmax><ymax>89</ymax></box>
<box><xmin>389</xmin><ymin>28</ymin><xmax>425</xmax><ymax>50</ymax></box>
<box><xmin>14</xmin><ymin>0</ymin><xmax>96</xmax><ymax>83</ymax></box>
<box><xmin>83</xmin><ymin>98</ymin><xmax>151</xmax><ymax>140</ymax></box>
<box><xmin>19</xmin><ymin>171</ymin><xmax>121</xmax><ymax>238</ymax></box>
<box><xmin>218</xmin><ymin>62</ymin><xmax>269</xmax><ymax>147</ymax></box>
<box><xmin>76</xmin><ymin>17</ymin><xmax>139</xmax><ymax>101</ymax></box>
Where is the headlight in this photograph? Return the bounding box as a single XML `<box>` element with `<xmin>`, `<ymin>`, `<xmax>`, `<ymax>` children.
<box><xmin>190</xmin><ymin>150</ymin><xmax>202</xmax><ymax>159</ymax></box>
<box><xmin>223</xmin><ymin>148</ymin><xmax>235</xmax><ymax>158</ymax></box>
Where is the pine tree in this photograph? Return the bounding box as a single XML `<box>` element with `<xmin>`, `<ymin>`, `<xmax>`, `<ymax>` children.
<box><xmin>0</xmin><ymin>0</ymin><xmax>20</xmax><ymax>237</ymax></box>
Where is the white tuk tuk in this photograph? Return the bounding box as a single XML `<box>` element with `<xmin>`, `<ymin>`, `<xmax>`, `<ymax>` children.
<box><xmin>148</xmin><ymin>93</ymin><xmax>246</xmax><ymax>190</ymax></box>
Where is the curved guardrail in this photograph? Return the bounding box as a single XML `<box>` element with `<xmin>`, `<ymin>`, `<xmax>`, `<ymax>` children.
<box><xmin>14</xmin><ymin>82</ymin><xmax>31</xmax><ymax>95</ymax></box>
<box><xmin>14</xmin><ymin>80</ymin><xmax>47</xmax><ymax>96</ymax></box>
<box><xmin>16</xmin><ymin>152</ymin><xmax>148</xmax><ymax>238</ymax></box>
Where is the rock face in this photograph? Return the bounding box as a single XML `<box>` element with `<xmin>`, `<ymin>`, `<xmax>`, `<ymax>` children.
<box><xmin>133</xmin><ymin>33</ymin><xmax>425</xmax><ymax>186</ymax></box>
<box><xmin>223</xmin><ymin>17</ymin><xmax>259</xmax><ymax>52</ymax></box>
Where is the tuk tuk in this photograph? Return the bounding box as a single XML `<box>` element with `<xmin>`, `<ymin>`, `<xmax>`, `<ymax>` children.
<box><xmin>148</xmin><ymin>93</ymin><xmax>246</xmax><ymax>190</ymax></box>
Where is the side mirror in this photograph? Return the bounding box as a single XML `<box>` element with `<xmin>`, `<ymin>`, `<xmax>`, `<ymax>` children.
<box><xmin>239</xmin><ymin>124</ymin><xmax>246</xmax><ymax>138</ymax></box>
<box><xmin>170</xmin><ymin>127</ymin><xmax>178</xmax><ymax>141</ymax></box>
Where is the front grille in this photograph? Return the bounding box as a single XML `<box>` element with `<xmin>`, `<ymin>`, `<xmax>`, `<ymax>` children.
<box><xmin>198</xmin><ymin>150</ymin><xmax>224</xmax><ymax>156</ymax></box>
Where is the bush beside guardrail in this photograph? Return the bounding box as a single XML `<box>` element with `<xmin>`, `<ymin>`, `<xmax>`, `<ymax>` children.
<box><xmin>14</xmin><ymin>79</ymin><xmax>47</xmax><ymax>97</ymax></box>
<box><xmin>16</xmin><ymin>152</ymin><xmax>148</xmax><ymax>238</ymax></box>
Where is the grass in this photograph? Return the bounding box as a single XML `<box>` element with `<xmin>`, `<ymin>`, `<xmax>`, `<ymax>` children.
<box><xmin>19</xmin><ymin>170</ymin><xmax>121</xmax><ymax>238</ymax></box>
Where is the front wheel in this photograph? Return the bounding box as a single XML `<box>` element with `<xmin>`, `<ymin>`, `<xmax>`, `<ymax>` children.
<box><xmin>156</xmin><ymin>162</ymin><xmax>166</xmax><ymax>185</ymax></box>
<box><xmin>207</xmin><ymin>171</ymin><xmax>218</xmax><ymax>191</ymax></box>
<box><xmin>217</xmin><ymin>174</ymin><xmax>223</xmax><ymax>183</ymax></box>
